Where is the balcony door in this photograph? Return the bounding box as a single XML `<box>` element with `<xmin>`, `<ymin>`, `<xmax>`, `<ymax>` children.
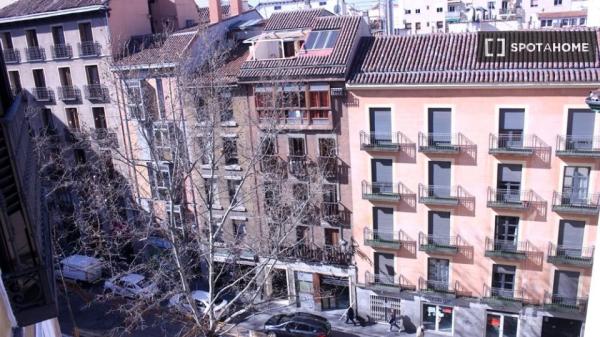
<box><xmin>553</xmin><ymin>270</ymin><xmax>579</xmax><ymax>305</ymax></box>
<box><xmin>25</xmin><ymin>29</ymin><xmax>39</xmax><ymax>47</ymax></box>
<box><xmin>558</xmin><ymin>220</ymin><xmax>585</xmax><ymax>257</ymax></box>
<box><xmin>428</xmin><ymin>211</ymin><xmax>450</xmax><ymax>245</ymax></box>
<box><xmin>427</xmin><ymin>258</ymin><xmax>449</xmax><ymax>287</ymax></box>
<box><xmin>32</xmin><ymin>69</ymin><xmax>46</xmax><ymax>88</ymax></box>
<box><xmin>492</xmin><ymin>264</ymin><xmax>515</xmax><ymax>297</ymax></box>
<box><xmin>428</xmin><ymin>161</ymin><xmax>451</xmax><ymax>197</ymax></box>
<box><xmin>52</xmin><ymin>26</ymin><xmax>66</xmax><ymax>45</ymax></box>
<box><xmin>566</xmin><ymin>109</ymin><xmax>595</xmax><ymax>150</ymax></box>
<box><xmin>369</xmin><ymin>107</ymin><xmax>391</xmax><ymax>144</ymax></box>
<box><xmin>288</xmin><ymin>137</ymin><xmax>305</xmax><ymax>156</ymax></box>
<box><xmin>374</xmin><ymin>252</ymin><xmax>394</xmax><ymax>283</ymax></box>
<box><xmin>499</xmin><ymin>108</ymin><xmax>524</xmax><ymax>148</ymax></box>
<box><xmin>494</xmin><ymin>216</ymin><xmax>519</xmax><ymax>251</ymax></box>
<box><xmin>371</xmin><ymin>159</ymin><xmax>393</xmax><ymax>193</ymax></box>
<box><xmin>373</xmin><ymin>207</ymin><xmax>393</xmax><ymax>241</ymax></box>
<box><xmin>428</xmin><ymin>108</ymin><xmax>451</xmax><ymax>145</ymax></box>
<box><xmin>58</xmin><ymin>67</ymin><xmax>73</xmax><ymax>87</ymax></box>
<box><xmin>85</xmin><ymin>65</ymin><xmax>100</xmax><ymax>85</ymax></box>
<box><xmin>562</xmin><ymin>166</ymin><xmax>590</xmax><ymax>204</ymax></box>
<box><xmin>79</xmin><ymin>22</ymin><xmax>94</xmax><ymax>42</ymax></box>
<box><xmin>497</xmin><ymin>164</ymin><xmax>522</xmax><ymax>202</ymax></box>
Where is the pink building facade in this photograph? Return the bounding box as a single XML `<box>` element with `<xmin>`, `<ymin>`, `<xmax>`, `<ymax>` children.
<box><xmin>346</xmin><ymin>33</ymin><xmax>599</xmax><ymax>337</ymax></box>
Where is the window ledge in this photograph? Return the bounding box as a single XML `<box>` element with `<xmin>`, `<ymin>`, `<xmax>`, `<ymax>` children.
<box><xmin>220</xmin><ymin>121</ymin><xmax>238</xmax><ymax>127</ymax></box>
<box><xmin>225</xmin><ymin>164</ymin><xmax>241</xmax><ymax>171</ymax></box>
<box><xmin>211</xmin><ymin>205</ymin><xmax>223</xmax><ymax>210</ymax></box>
<box><xmin>201</xmin><ymin>164</ymin><xmax>215</xmax><ymax>170</ymax></box>
<box><xmin>232</xmin><ymin>206</ymin><xmax>246</xmax><ymax>212</ymax></box>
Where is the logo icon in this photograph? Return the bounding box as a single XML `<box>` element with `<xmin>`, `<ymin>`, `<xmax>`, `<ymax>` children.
<box><xmin>484</xmin><ymin>37</ymin><xmax>506</xmax><ymax>58</ymax></box>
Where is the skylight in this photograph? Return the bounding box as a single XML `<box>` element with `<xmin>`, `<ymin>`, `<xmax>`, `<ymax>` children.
<box><xmin>304</xmin><ymin>30</ymin><xmax>340</xmax><ymax>50</ymax></box>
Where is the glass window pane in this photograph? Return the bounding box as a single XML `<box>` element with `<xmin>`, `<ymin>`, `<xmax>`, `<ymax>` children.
<box><xmin>503</xmin><ymin>316</ymin><xmax>518</xmax><ymax>337</ymax></box>
<box><xmin>422</xmin><ymin>304</ymin><xmax>436</xmax><ymax>331</ymax></box>
<box><xmin>304</xmin><ymin>31</ymin><xmax>319</xmax><ymax>49</ymax></box>
<box><xmin>314</xmin><ymin>31</ymin><xmax>328</xmax><ymax>49</ymax></box>
<box><xmin>438</xmin><ymin>306</ymin><xmax>453</xmax><ymax>332</ymax></box>
<box><xmin>324</xmin><ymin>30</ymin><xmax>340</xmax><ymax>48</ymax></box>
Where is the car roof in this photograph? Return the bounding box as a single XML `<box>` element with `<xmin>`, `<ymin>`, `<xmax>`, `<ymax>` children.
<box><xmin>61</xmin><ymin>255</ymin><xmax>102</xmax><ymax>268</ymax></box>
<box><xmin>121</xmin><ymin>273</ymin><xmax>145</xmax><ymax>284</ymax></box>
<box><xmin>290</xmin><ymin>317</ymin><xmax>329</xmax><ymax>329</ymax></box>
<box><xmin>191</xmin><ymin>290</ymin><xmax>210</xmax><ymax>301</ymax></box>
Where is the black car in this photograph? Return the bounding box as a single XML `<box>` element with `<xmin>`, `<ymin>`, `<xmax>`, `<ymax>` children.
<box><xmin>264</xmin><ymin>313</ymin><xmax>331</xmax><ymax>337</ymax></box>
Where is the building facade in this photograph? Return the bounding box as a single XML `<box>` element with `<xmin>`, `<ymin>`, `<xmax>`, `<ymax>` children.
<box><xmin>346</xmin><ymin>32</ymin><xmax>599</xmax><ymax>337</ymax></box>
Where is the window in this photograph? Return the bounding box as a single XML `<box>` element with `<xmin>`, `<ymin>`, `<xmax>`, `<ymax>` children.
<box><xmin>93</xmin><ymin>107</ymin><xmax>107</xmax><ymax>129</ymax></box>
<box><xmin>319</xmin><ymin>1</ymin><xmax>327</xmax><ymax>5</ymax></box>
<box><xmin>223</xmin><ymin>137</ymin><xmax>239</xmax><ymax>166</ymax></box>
<box><xmin>264</xmin><ymin>181</ymin><xmax>280</xmax><ymax>207</ymax></box>
<box><xmin>557</xmin><ymin>220</ymin><xmax>585</xmax><ymax>257</ymax></box>
<box><xmin>324</xmin><ymin>228</ymin><xmax>339</xmax><ymax>246</ymax></box>
<box><xmin>148</xmin><ymin>163</ymin><xmax>172</xmax><ymax>201</ymax></box>
<box><xmin>41</xmin><ymin>108</ymin><xmax>55</xmax><ymax>130</ymax></box>
<box><xmin>405</xmin><ymin>9</ymin><xmax>411</xmax><ymax>14</ymax></box>
<box><xmin>318</xmin><ymin>138</ymin><xmax>336</xmax><ymax>157</ymax></box>
<box><xmin>405</xmin><ymin>23</ymin><xmax>412</xmax><ymax>29</ymax></box>
<box><xmin>74</xmin><ymin>149</ymin><xmax>86</xmax><ymax>165</ymax></box>
<box><xmin>488</xmin><ymin>1</ymin><xmax>495</xmax><ymax>10</ymax></box>
<box><xmin>8</xmin><ymin>71</ymin><xmax>21</xmax><ymax>94</ymax></box>
<box><xmin>554</xmin><ymin>0</ymin><xmax>562</xmax><ymax>5</ymax></box>
<box><xmin>553</xmin><ymin>270</ymin><xmax>579</xmax><ymax>303</ymax></box>
<box><xmin>32</xmin><ymin>69</ymin><xmax>46</xmax><ymax>88</ymax></box>
<box><xmin>25</xmin><ymin>29</ymin><xmax>39</xmax><ymax>47</ymax></box>
<box><xmin>373</xmin><ymin>207</ymin><xmax>393</xmax><ymax>241</ymax></box>
<box><xmin>486</xmin><ymin>312</ymin><xmax>518</xmax><ymax>337</ymax></box>
<box><xmin>308</xmin><ymin>83</ymin><xmax>330</xmax><ymax>108</ymax></box>
<box><xmin>499</xmin><ymin>108</ymin><xmax>525</xmax><ymax>148</ymax></box>
<box><xmin>428</xmin><ymin>161</ymin><xmax>451</xmax><ymax>197</ymax></box>
<box><xmin>227</xmin><ymin>179</ymin><xmax>242</xmax><ymax>207</ymax></box>
<box><xmin>274</xmin><ymin>5</ymin><xmax>281</xmax><ymax>10</ymax></box>
<box><xmin>492</xmin><ymin>264</ymin><xmax>516</xmax><ymax>296</ymax></box>
<box><xmin>51</xmin><ymin>26</ymin><xmax>65</xmax><ymax>45</ymax></box>
<box><xmin>436</xmin><ymin>7</ymin><xmax>443</xmax><ymax>12</ymax></box>
<box><xmin>579</xmin><ymin>17</ymin><xmax>586</xmax><ymax>25</ymax></box>
<box><xmin>58</xmin><ymin>67</ymin><xmax>73</xmax><ymax>87</ymax></box>
<box><xmin>415</xmin><ymin>22</ymin><xmax>421</xmax><ymax>30</ymax></box>
<box><xmin>166</xmin><ymin>204</ymin><xmax>183</xmax><ymax>229</ymax></box>
<box><xmin>494</xmin><ymin>216</ymin><xmax>519</xmax><ymax>250</ymax></box>
<box><xmin>304</xmin><ymin>30</ymin><xmax>340</xmax><ymax>50</ymax></box>
<box><xmin>371</xmin><ymin>158</ymin><xmax>393</xmax><ymax>193</ymax></box>
<box><xmin>436</xmin><ymin>21</ymin><xmax>443</xmax><ymax>29</ymax></box>
<box><xmin>428</xmin><ymin>211</ymin><xmax>450</xmax><ymax>245</ymax></box>
<box><xmin>496</xmin><ymin>164</ymin><xmax>522</xmax><ymax>201</ymax></box>
<box><xmin>422</xmin><ymin>304</ymin><xmax>453</xmax><ymax>333</ymax></box>
<box><xmin>85</xmin><ymin>65</ymin><xmax>101</xmax><ymax>85</ymax></box>
<box><xmin>369</xmin><ymin>107</ymin><xmax>392</xmax><ymax>143</ymax></box>
<box><xmin>233</xmin><ymin>220</ymin><xmax>247</xmax><ymax>240</ymax></box>
<box><xmin>78</xmin><ymin>22</ymin><xmax>94</xmax><ymax>42</ymax></box>
<box><xmin>0</xmin><ymin>32</ymin><xmax>13</xmax><ymax>49</ymax></box>
<box><xmin>204</xmin><ymin>178</ymin><xmax>220</xmax><ymax>207</ymax></box>
<box><xmin>288</xmin><ymin>137</ymin><xmax>306</xmax><ymax>157</ymax></box>
<box><xmin>374</xmin><ymin>252</ymin><xmax>394</xmax><ymax>281</ymax></box>
<box><xmin>562</xmin><ymin>166</ymin><xmax>591</xmax><ymax>203</ymax></box>
<box><xmin>292</xmin><ymin>183</ymin><xmax>309</xmax><ymax>201</ymax></box>
<box><xmin>427</xmin><ymin>258</ymin><xmax>449</xmax><ymax>286</ymax></box>
<box><xmin>428</xmin><ymin>107</ymin><xmax>452</xmax><ymax>144</ymax></box>
<box><xmin>415</xmin><ymin>9</ymin><xmax>421</xmax><ymax>14</ymax></box>
<box><xmin>530</xmin><ymin>0</ymin><xmax>538</xmax><ymax>7</ymax></box>
<box><xmin>125</xmin><ymin>80</ymin><xmax>144</xmax><ymax>119</ymax></box>
<box><xmin>296</xmin><ymin>226</ymin><xmax>309</xmax><ymax>243</ymax></box>
<box><xmin>66</xmin><ymin>108</ymin><xmax>80</xmax><ymax>129</ymax></box>
<box><xmin>196</xmin><ymin>136</ymin><xmax>211</xmax><ymax>165</ymax></box>
<box><xmin>566</xmin><ymin>109</ymin><xmax>595</xmax><ymax>150</ymax></box>
<box><xmin>153</xmin><ymin>123</ymin><xmax>172</xmax><ymax>161</ymax></box>
<box><xmin>448</xmin><ymin>5</ymin><xmax>455</xmax><ymax>12</ymax></box>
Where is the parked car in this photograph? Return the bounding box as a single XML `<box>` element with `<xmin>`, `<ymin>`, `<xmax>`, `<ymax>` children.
<box><xmin>103</xmin><ymin>273</ymin><xmax>158</xmax><ymax>299</ymax></box>
<box><xmin>57</xmin><ymin>255</ymin><xmax>103</xmax><ymax>283</ymax></box>
<box><xmin>168</xmin><ymin>290</ymin><xmax>228</xmax><ymax>315</ymax></box>
<box><xmin>264</xmin><ymin>313</ymin><xmax>331</xmax><ymax>337</ymax></box>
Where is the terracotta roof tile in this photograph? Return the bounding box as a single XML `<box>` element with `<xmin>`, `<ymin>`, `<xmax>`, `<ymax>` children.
<box><xmin>115</xmin><ymin>31</ymin><xmax>196</xmax><ymax>67</ymax></box>
<box><xmin>0</xmin><ymin>0</ymin><xmax>106</xmax><ymax>18</ymax></box>
<box><xmin>349</xmin><ymin>29</ymin><xmax>600</xmax><ymax>85</ymax></box>
<box><xmin>264</xmin><ymin>8</ymin><xmax>332</xmax><ymax>31</ymax></box>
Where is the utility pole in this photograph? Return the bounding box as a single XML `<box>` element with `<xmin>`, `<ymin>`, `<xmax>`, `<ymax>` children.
<box><xmin>386</xmin><ymin>0</ymin><xmax>394</xmax><ymax>35</ymax></box>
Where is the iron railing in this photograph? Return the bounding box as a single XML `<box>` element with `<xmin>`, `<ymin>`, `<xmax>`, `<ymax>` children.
<box><xmin>364</xmin><ymin>228</ymin><xmax>402</xmax><ymax>248</ymax></box>
<box><xmin>25</xmin><ymin>46</ymin><xmax>45</xmax><ymax>61</ymax></box>
<box><xmin>51</xmin><ymin>44</ymin><xmax>72</xmax><ymax>59</ymax></box>
<box><xmin>552</xmin><ymin>191</ymin><xmax>600</xmax><ymax>214</ymax></box>
<box><xmin>317</xmin><ymin>155</ymin><xmax>338</xmax><ymax>179</ymax></box>
<box><xmin>2</xmin><ymin>48</ymin><xmax>20</xmax><ymax>63</ymax></box>
<box><xmin>57</xmin><ymin>86</ymin><xmax>80</xmax><ymax>101</ymax></box>
<box><xmin>362</xmin><ymin>181</ymin><xmax>407</xmax><ymax>201</ymax></box>
<box><xmin>78</xmin><ymin>41</ymin><xmax>102</xmax><ymax>57</ymax></box>
<box><xmin>259</xmin><ymin>154</ymin><xmax>287</xmax><ymax>176</ymax></box>
<box><xmin>487</xmin><ymin>187</ymin><xmax>532</xmax><ymax>209</ymax></box>
<box><xmin>365</xmin><ymin>271</ymin><xmax>397</xmax><ymax>288</ymax></box>
<box><xmin>547</xmin><ymin>243</ymin><xmax>594</xmax><ymax>266</ymax></box>
<box><xmin>418</xmin><ymin>184</ymin><xmax>460</xmax><ymax>205</ymax></box>
<box><xmin>544</xmin><ymin>292</ymin><xmax>588</xmax><ymax>312</ymax></box>
<box><xmin>321</xmin><ymin>202</ymin><xmax>339</xmax><ymax>218</ymax></box>
<box><xmin>419</xmin><ymin>278</ymin><xmax>455</xmax><ymax>294</ymax></box>
<box><xmin>418</xmin><ymin>132</ymin><xmax>462</xmax><ymax>153</ymax></box>
<box><xmin>288</xmin><ymin>155</ymin><xmax>307</xmax><ymax>176</ymax></box>
<box><xmin>360</xmin><ymin>131</ymin><xmax>412</xmax><ymax>151</ymax></box>
<box><xmin>280</xmin><ymin>244</ymin><xmax>352</xmax><ymax>266</ymax></box>
<box><xmin>84</xmin><ymin>84</ymin><xmax>109</xmax><ymax>102</ymax></box>
<box><xmin>556</xmin><ymin>135</ymin><xmax>600</xmax><ymax>156</ymax></box>
<box><xmin>418</xmin><ymin>233</ymin><xmax>459</xmax><ymax>253</ymax></box>
<box><xmin>485</xmin><ymin>237</ymin><xmax>528</xmax><ymax>258</ymax></box>
<box><xmin>258</xmin><ymin>110</ymin><xmax>332</xmax><ymax>127</ymax></box>
<box><xmin>92</xmin><ymin>129</ymin><xmax>118</xmax><ymax>148</ymax></box>
<box><xmin>483</xmin><ymin>284</ymin><xmax>523</xmax><ymax>302</ymax></box>
<box><xmin>489</xmin><ymin>133</ymin><xmax>539</xmax><ymax>155</ymax></box>
<box><xmin>31</xmin><ymin>87</ymin><xmax>54</xmax><ymax>102</ymax></box>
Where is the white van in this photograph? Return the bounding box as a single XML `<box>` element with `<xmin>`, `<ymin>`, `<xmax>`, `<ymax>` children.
<box><xmin>58</xmin><ymin>255</ymin><xmax>103</xmax><ymax>283</ymax></box>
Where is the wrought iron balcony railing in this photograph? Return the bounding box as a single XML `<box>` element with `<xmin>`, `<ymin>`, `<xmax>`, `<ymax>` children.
<box><xmin>92</xmin><ymin>129</ymin><xmax>118</xmax><ymax>149</ymax></box>
<box><xmin>556</xmin><ymin>135</ymin><xmax>600</xmax><ymax>157</ymax></box>
<box><xmin>483</xmin><ymin>284</ymin><xmax>524</xmax><ymax>303</ymax></box>
<box><xmin>259</xmin><ymin>154</ymin><xmax>287</xmax><ymax>176</ymax></box>
<box><xmin>321</xmin><ymin>201</ymin><xmax>339</xmax><ymax>218</ymax></box>
<box><xmin>485</xmin><ymin>237</ymin><xmax>529</xmax><ymax>259</ymax></box>
<box><xmin>25</xmin><ymin>46</ymin><xmax>45</xmax><ymax>61</ymax></box>
<box><xmin>418</xmin><ymin>184</ymin><xmax>460</xmax><ymax>205</ymax></box>
<box><xmin>418</xmin><ymin>132</ymin><xmax>462</xmax><ymax>153</ymax></box>
<box><xmin>279</xmin><ymin>243</ymin><xmax>352</xmax><ymax>266</ymax></box>
<box><xmin>2</xmin><ymin>48</ymin><xmax>20</xmax><ymax>63</ymax></box>
<box><xmin>317</xmin><ymin>155</ymin><xmax>338</xmax><ymax>179</ymax></box>
<box><xmin>51</xmin><ymin>44</ymin><xmax>72</xmax><ymax>59</ymax></box>
<box><xmin>364</xmin><ymin>228</ymin><xmax>402</xmax><ymax>249</ymax></box>
<box><xmin>288</xmin><ymin>154</ymin><xmax>308</xmax><ymax>177</ymax></box>
<box><xmin>57</xmin><ymin>86</ymin><xmax>80</xmax><ymax>101</ymax></box>
<box><xmin>552</xmin><ymin>191</ymin><xmax>600</xmax><ymax>215</ymax></box>
<box><xmin>360</xmin><ymin>131</ymin><xmax>412</xmax><ymax>152</ymax></box>
<box><xmin>547</xmin><ymin>243</ymin><xmax>594</xmax><ymax>267</ymax></box>
<box><xmin>489</xmin><ymin>133</ymin><xmax>539</xmax><ymax>156</ymax></box>
<box><xmin>78</xmin><ymin>41</ymin><xmax>102</xmax><ymax>57</ymax></box>
<box><xmin>418</xmin><ymin>233</ymin><xmax>459</xmax><ymax>254</ymax></box>
<box><xmin>364</xmin><ymin>272</ymin><xmax>415</xmax><ymax>291</ymax></box>
<box><xmin>362</xmin><ymin>181</ymin><xmax>410</xmax><ymax>201</ymax></box>
<box><xmin>487</xmin><ymin>187</ymin><xmax>532</xmax><ymax>209</ymax></box>
<box><xmin>84</xmin><ymin>84</ymin><xmax>109</xmax><ymax>102</ymax></box>
<box><xmin>418</xmin><ymin>278</ymin><xmax>455</xmax><ymax>294</ymax></box>
<box><xmin>31</xmin><ymin>87</ymin><xmax>54</xmax><ymax>102</ymax></box>
<box><xmin>544</xmin><ymin>292</ymin><xmax>588</xmax><ymax>312</ymax></box>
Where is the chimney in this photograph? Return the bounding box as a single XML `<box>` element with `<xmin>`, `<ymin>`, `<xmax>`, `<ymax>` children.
<box><xmin>209</xmin><ymin>0</ymin><xmax>222</xmax><ymax>24</ymax></box>
<box><xmin>230</xmin><ymin>0</ymin><xmax>243</xmax><ymax>17</ymax></box>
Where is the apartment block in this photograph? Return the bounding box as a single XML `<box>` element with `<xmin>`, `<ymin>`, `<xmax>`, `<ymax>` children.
<box><xmin>346</xmin><ymin>31</ymin><xmax>599</xmax><ymax>337</ymax></box>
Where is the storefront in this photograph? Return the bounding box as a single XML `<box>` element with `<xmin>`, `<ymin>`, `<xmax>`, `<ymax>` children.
<box><xmin>422</xmin><ymin>303</ymin><xmax>454</xmax><ymax>334</ymax></box>
<box><xmin>295</xmin><ymin>271</ymin><xmax>316</xmax><ymax>310</ymax></box>
<box><xmin>319</xmin><ymin>275</ymin><xmax>349</xmax><ymax>310</ymax></box>
<box><xmin>541</xmin><ymin>317</ymin><xmax>583</xmax><ymax>337</ymax></box>
<box><xmin>486</xmin><ymin>311</ymin><xmax>519</xmax><ymax>337</ymax></box>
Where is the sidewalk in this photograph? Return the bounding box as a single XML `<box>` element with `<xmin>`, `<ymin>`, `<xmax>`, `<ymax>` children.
<box><xmin>228</xmin><ymin>302</ymin><xmax>416</xmax><ymax>337</ymax></box>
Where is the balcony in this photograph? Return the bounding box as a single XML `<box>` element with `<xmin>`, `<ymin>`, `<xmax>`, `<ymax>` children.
<box><xmin>362</xmin><ymin>181</ymin><xmax>411</xmax><ymax>202</ymax></box>
<box><xmin>489</xmin><ymin>133</ymin><xmax>539</xmax><ymax>156</ymax></box>
<box><xmin>544</xmin><ymin>292</ymin><xmax>588</xmax><ymax>313</ymax></box>
<box><xmin>487</xmin><ymin>188</ymin><xmax>532</xmax><ymax>210</ymax></box>
<box><xmin>288</xmin><ymin>155</ymin><xmax>308</xmax><ymax>177</ymax></box>
<box><xmin>483</xmin><ymin>285</ymin><xmax>524</xmax><ymax>305</ymax></box>
<box><xmin>84</xmin><ymin>84</ymin><xmax>109</xmax><ymax>102</ymax></box>
<box><xmin>31</xmin><ymin>87</ymin><xmax>54</xmax><ymax>102</ymax></box>
<box><xmin>418</xmin><ymin>184</ymin><xmax>460</xmax><ymax>206</ymax></box>
<box><xmin>418</xmin><ymin>233</ymin><xmax>459</xmax><ymax>254</ymax></box>
<box><xmin>92</xmin><ymin>129</ymin><xmax>118</xmax><ymax>149</ymax></box>
<box><xmin>364</xmin><ymin>272</ymin><xmax>415</xmax><ymax>292</ymax></box>
<box><xmin>51</xmin><ymin>44</ymin><xmax>72</xmax><ymax>59</ymax></box>
<box><xmin>360</xmin><ymin>131</ymin><xmax>412</xmax><ymax>152</ymax></box>
<box><xmin>260</xmin><ymin>155</ymin><xmax>287</xmax><ymax>177</ymax></box>
<box><xmin>364</xmin><ymin>228</ymin><xmax>402</xmax><ymax>249</ymax></box>
<box><xmin>418</xmin><ymin>278</ymin><xmax>455</xmax><ymax>295</ymax></box>
<box><xmin>418</xmin><ymin>133</ymin><xmax>462</xmax><ymax>154</ymax></box>
<box><xmin>547</xmin><ymin>243</ymin><xmax>594</xmax><ymax>267</ymax></box>
<box><xmin>485</xmin><ymin>238</ymin><xmax>529</xmax><ymax>260</ymax></box>
<box><xmin>556</xmin><ymin>135</ymin><xmax>600</xmax><ymax>158</ymax></box>
<box><xmin>317</xmin><ymin>155</ymin><xmax>338</xmax><ymax>179</ymax></box>
<box><xmin>2</xmin><ymin>48</ymin><xmax>20</xmax><ymax>63</ymax></box>
<box><xmin>552</xmin><ymin>191</ymin><xmax>600</xmax><ymax>215</ymax></box>
<box><xmin>258</xmin><ymin>110</ymin><xmax>333</xmax><ymax>130</ymax></box>
<box><xmin>64</xmin><ymin>128</ymin><xmax>86</xmax><ymax>143</ymax></box>
<box><xmin>25</xmin><ymin>46</ymin><xmax>45</xmax><ymax>61</ymax></box>
<box><xmin>78</xmin><ymin>41</ymin><xmax>102</xmax><ymax>57</ymax></box>
<box><xmin>57</xmin><ymin>86</ymin><xmax>81</xmax><ymax>102</ymax></box>
<box><xmin>280</xmin><ymin>243</ymin><xmax>352</xmax><ymax>266</ymax></box>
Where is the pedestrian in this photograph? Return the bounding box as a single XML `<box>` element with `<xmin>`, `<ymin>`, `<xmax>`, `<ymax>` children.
<box><xmin>416</xmin><ymin>324</ymin><xmax>425</xmax><ymax>337</ymax></box>
<box><xmin>345</xmin><ymin>306</ymin><xmax>357</xmax><ymax>325</ymax></box>
<box><xmin>389</xmin><ymin>309</ymin><xmax>402</xmax><ymax>332</ymax></box>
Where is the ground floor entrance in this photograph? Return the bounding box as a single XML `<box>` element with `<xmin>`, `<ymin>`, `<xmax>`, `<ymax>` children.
<box><xmin>369</xmin><ymin>295</ymin><xmax>402</xmax><ymax>322</ymax></box>
<box><xmin>320</xmin><ymin>275</ymin><xmax>349</xmax><ymax>310</ymax></box>
<box><xmin>541</xmin><ymin>317</ymin><xmax>583</xmax><ymax>337</ymax></box>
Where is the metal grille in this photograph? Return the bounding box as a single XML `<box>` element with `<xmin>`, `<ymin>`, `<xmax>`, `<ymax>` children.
<box><xmin>369</xmin><ymin>295</ymin><xmax>402</xmax><ymax>322</ymax></box>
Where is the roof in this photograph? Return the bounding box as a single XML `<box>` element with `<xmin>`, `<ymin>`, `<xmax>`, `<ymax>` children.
<box><xmin>348</xmin><ymin>30</ymin><xmax>600</xmax><ymax>86</ymax></box>
<box><xmin>115</xmin><ymin>30</ymin><xmax>197</xmax><ymax>68</ymax></box>
<box><xmin>239</xmin><ymin>15</ymin><xmax>364</xmax><ymax>82</ymax></box>
<box><xmin>0</xmin><ymin>0</ymin><xmax>106</xmax><ymax>19</ymax></box>
<box><xmin>264</xmin><ymin>8</ymin><xmax>333</xmax><ymax>31</ymax></box>
<box><xmin>537</xmin><ymin>10</ymin><xmax>587</xmax><ymax>19</ymax></box>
